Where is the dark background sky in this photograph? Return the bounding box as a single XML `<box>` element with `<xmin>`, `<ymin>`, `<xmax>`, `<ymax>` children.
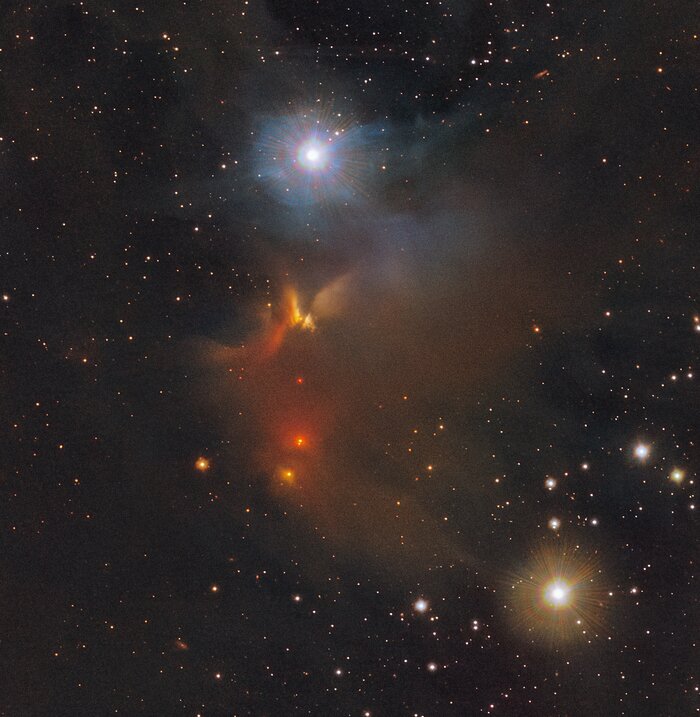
<box><xmin>0</xmin><ymin>1</ymin><xmax>698</xmax><ymax>715</ymax></box>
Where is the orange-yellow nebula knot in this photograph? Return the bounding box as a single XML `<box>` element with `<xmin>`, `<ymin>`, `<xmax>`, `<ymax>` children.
<box><xmin>284</xmin><ymin>287</ymin><xmax>316</xmax><ymax>331</ymax></box>
<box><xmin>277</xmin><ymin>467</ymin><xmax>296</xmax><ymax>483</ymax></box>
<box><xmin>195</xmin><ymin>456</ymin><xmax>211</xmax><ymax>472</ymax></box>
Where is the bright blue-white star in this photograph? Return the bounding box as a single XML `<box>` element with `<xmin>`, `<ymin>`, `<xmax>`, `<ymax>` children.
<box><xmin>296</xmin><ymin>139</ymin><xmax>330</xmax><ymax>172</ymax></box>
<box><xmin>633</xmin><ymin>442</ymin><xmax>651</xmax><ymax>461</ymax></box>
<box><xmin>254</xmin><ymin>104</ymin><xmax>371</xmax><ymax>208</ymax></box>
<box><xmin>413</xmin><ymin>597</ymin><xmax>428</xmax><ymax>613</ymax></box>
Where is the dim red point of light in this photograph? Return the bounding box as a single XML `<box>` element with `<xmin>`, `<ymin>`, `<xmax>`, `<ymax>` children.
<box><xmin>296</xmin><ymin>376</ymin><xmax>304</xmax><ymax>385</ymax></box>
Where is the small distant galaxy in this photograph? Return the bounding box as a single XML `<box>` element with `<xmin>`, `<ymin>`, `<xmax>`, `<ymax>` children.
<box><xmin>0</xmin><ymin>1</ymin><xmax>697</xmax><ymax>715</ymax></box>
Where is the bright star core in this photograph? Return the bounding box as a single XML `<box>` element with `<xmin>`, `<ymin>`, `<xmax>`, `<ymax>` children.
<box><xmin>297</xmin><ymin>139</ymin><xmax>329</xmax><ymax>171</ymax></box>
<box><xmin>413</xmin><ymin>598</ymin><xmax>428</xmax><ymax>613</ymax></box>
<box><xmin>634</xmin><ymin>443</ymin><xmax>650</xmax><ymax>461</ymax></box>
<box><xmin>543</xmin><ymin>579</ymin><xmax>571</xmax><ymax>608</ymax></box>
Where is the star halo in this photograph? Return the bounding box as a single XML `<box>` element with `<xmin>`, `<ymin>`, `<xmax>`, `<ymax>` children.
<box><xmin>254</xmin><ymin>103</ymin><xmax>368</xmax><ymax>207</ymax></box>
<box><xmin>503</xmin><ymin>540</ymin><xmax>610</xmax><ymax>646</ymax></box>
